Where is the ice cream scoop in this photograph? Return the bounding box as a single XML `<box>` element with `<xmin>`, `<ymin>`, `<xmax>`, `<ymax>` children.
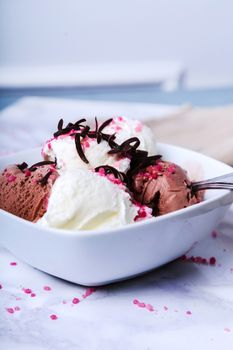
<box><xmin>0</xmin><ymin>162</ymin><xmax>58</xmax><ymax>221</ymax></box>
<box><xmin>37</xmin><ymin>168</ymin><xmax>152</xmax><ymax>230</ymax></box>
<box><xmin>131</xmin><ymin>161</ymin><xmax>201</xmax><ymax>216</ymax></box>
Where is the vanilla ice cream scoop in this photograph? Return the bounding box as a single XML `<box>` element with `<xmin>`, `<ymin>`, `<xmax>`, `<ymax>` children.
<box><xmin>41</xmin><ymin>117</ymin><xmax>156</xmax><ymax>173</ymax></box>
<box><xmin>38</xmin><ymin>168</ymin><xmax>151</xmax><ymax>230</ymax></box>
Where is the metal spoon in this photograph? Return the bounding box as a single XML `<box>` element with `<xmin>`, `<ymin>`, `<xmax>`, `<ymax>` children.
<box><xmin>191</xmin><ymin>172</ymin><xmax>233</xmax><ymax>192</ymax></box>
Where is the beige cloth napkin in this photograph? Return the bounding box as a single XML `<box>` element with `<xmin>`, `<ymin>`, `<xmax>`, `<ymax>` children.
<box><xmin>148</xmin><ymin>105</ymin><xmax>233</xmax><ymax>166</ymax></box>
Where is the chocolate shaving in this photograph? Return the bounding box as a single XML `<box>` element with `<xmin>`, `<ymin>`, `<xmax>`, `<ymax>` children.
<box><xmin>98</xmin><ymin>118</ymin><xmax>113</xmax><ymax>133</ymax></box>
<box><xmin>75</xmin><ymin>134</ymin><xmax>89</xmax><ymax>164</ymax></box>
<box><xmin>17</xmin><ymin>162</ymin><xmax>28</xmax><ymax>172</ymax></box>
<box><xmin>29</xmin><ymin>160</ymin><xmax>56</xmax><ymax>172</ymax></box>
<box><xmin>95</xmin><ymin>165</ymin><xmax>126</xmax><ymax>183</ymax></box>
<box><xmin>58</xmin><ymin>118</ymin><xmax>63</xmax><ymax>130</ymax></box>
<box><xmin>53</xmin><ymin>118</ymin><xmax>87</xmax><ymax>137</ymax></box>
<box><xmin>108</xmin><ymin>137</ymin><xmax>140</xmax><ymax>156</ymax></box>
<box><xmin>38</xmin><ymin>171</ymin><xmax>53</xmax><ymax>186</ymax></box>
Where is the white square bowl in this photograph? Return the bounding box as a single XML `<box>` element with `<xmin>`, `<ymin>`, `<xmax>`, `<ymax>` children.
<box><xmin>1</xmin><ymin>143</ymin><xmax>233</xmax><ymax>286</ymax></box>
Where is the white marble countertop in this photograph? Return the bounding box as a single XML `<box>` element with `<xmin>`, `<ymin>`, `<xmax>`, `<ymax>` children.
<box><xmin>0</xmin><ymin>98</ymin><xmax>233</xmax><ymax>349</ymax></box>
<box><xmin>1</xmin><ymin>207</ymin><xmax>233</xmax><ymax>350</ymax></box>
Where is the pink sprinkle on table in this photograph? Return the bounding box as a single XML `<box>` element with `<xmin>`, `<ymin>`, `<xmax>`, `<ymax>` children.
<box><xmin>212</xmin><ymin>231</ymin><xmax>218</xmax><ymax>238</ymax></box>
<box><xmin>43</xmin><ymin>286</ymin><xmax>52</xmax><ymax>291</ymax></box>
<box><xmin>50</xmin><ymin>314</ymin><xmax>58</xmax><ymax>320</ymax></box>
<box><xmin>14</xmin><ymin>306</ymin><xmax>20</xmax><ymax>311</ymax></box>
<box><xmin>224</xmin><ymin>328</ymin><xmax>231</xmax><ymax>333</ymax></box>
<box><xmin>72</xmin><ymin>297</ymin><xmax>80</xmax><ymax>304</ymax></box>
<box><xmin>82</xmin><ymin>288</ymin><xmax>96</xmax><ymax>299</ymax></box>
<box><xmin>138</xmin><ymin>302</ymin><xmax>146</xmax><ymax>308</ymax></box>
<box><xmin>133</xmin><ymin>299</ymin><xmax>139</xmax><ymax>305</ymax></box>
<box><xmin>146</xmin><ymin>304</ymin><xmax>154</xmax><ymax>312</ymax></box>
<box><xmin>10</xmin><ymin>262</ymin><xmax>17</xmax><ymax>266</ymax></box>
<box><xmin>209</xmin><ymin>257</ymin><xmax>216</xmax><ymax>265</ymax></box>
<box><xmin>23</xmin><ymin>288</ymin><xmax>32</xmax><ymax>294</ymax></box>
<box><xmin>6</xmin><ymin>308</ymin><xmax>14</xmax><ymax>314</ymax></box>
<box><xmin>0</xmin><ymin>284</ymin><xmax>2</xmax><ymax>289</ymax></box>
<box><xmin>31</xmin><ymin>293</ymin><xmax>36</xmax><ymax>297</ymax></box>
<box><xmin>186</xmin><ymin>311</ymin><xmax>192</xmax><ymax>315</ymax></box>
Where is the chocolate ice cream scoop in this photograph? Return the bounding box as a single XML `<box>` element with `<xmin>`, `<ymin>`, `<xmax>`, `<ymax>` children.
<box><xmin>132</xmin><ymin>161</ymin><xmax>201</xmax><ymax>216</ymax></box>
<box><xmin>0</xmin><ymin>163</ymin><xmax>58</xmax><ymax>222</ymax></box>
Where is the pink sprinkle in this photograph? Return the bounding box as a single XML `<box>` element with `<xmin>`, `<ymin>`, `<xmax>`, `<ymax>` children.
<box><xmin>209</xmin><ymin>257</ymin><xmax>216</xmax><ymax>265</ymax></box>
<box><xmin>72</xmin><ymin>297</ymin><xmax>80</xmax><ymax>304</ymax></box>
<box><xmin>24</xmin><ymin>170</ymin><xmax>31</xmax><ymax>177</ymax></box>
<box><xmin>212</xmin><ymin>231</ymin><xmax>218</xmax><ymax>238</ymax></box>
<box><xmin>164</xmin><ymin>306</ymin><xmax>168</xmax><ymax>311</ymax></box>
<box><xmin>23</xmin><ymin>288</ymin><xmax>32</xmax><ymax>294</ymax></box>
<box><xmin>82</xmin><ymin>288</ymin><xmax>96</xmax><ymax>299</ymax></box>
<box><xmin>146</xmin><ymin>304</ymin><xmax>154</xmax><ymax>312</ymax></box>
<box><xmin>6</xmin><ymin>308</ymin><xmax>14</xmax><ymax>314</ymax></box>
<box><xmin>98</xmin><ymin>167</ymin><xmax>106</xmax><ymax>176</ymax></box>
<box><xmin>7</xmin><ymin>175</ymin><xmax>17</xmax><ymax>182</ymax></box>
<box><xmin>138</xmin><ymin>302</ymin><xmax>146</xmax><ymax>308</ymax></box>
<box><xmin>50</xmin><ymin>314</ymin><xmax>58</xmax><ymax>320</ymax></box>
<box><xmin>133</xmin><ymin>299</ymin><xmax>139</xmax><ymax>305</ymax></box>
<box><xmin>15</xmin><ymin>297</ymin><xmax>21</xmax><ymax>300</ymax></box>
<box><xmin>62</xmin><ymin>300</ymin><xmax>67</xmax><ymax>304</ymax></box>
<box><xmin>48</xmin><ymin>143</ymin><xmax>52</xmax><ymax>150</ymax></box>
<box><xmin>0</xmin><ymin>284</ymin><xmax>2</xmax><ymax>289</ymax></box>
<box><xmin>118</xmin><ymin>116</ymin><xmax>124</xmax><ymax>122</ymax></box>
<box><xmin>135</xmin><ymin>122</ymin><xmax>143</xmax><ymax>133</ymax></box>
<box><xmin>43</xmin><ymin>286</ymin><xmax>52</xmax><ymax>291</ymax></box>
<box><xmin>186</xmin><ymin>311</ymin><xmax>192</xmax><ymax>315</ymax></box>
<box><xmin>10</xmin><ymin>262</ymin><xmax>17</xmax><ymax>266</ymax></box>
<box><xmin>30</xmin><ymin>293</ymin><xmax>36</xmax><ymax>297</ymax></box>
<box><xmin>14</xmin><ymin>306</ymin><xmax>20</xmax><ymax>311</ymax></box>
<box><xmin>224</xmin><ymin>327</ymin><xmax>231</xmax><ymax>333</ymax></box>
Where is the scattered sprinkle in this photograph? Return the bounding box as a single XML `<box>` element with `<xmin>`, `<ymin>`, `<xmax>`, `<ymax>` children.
<box><xmin>212</xmin><ymin>231</ymin><xmax>218</xmax><ymax>238</ymax></box>
<box><xmin>224</xmin><ymin>328</ymin><xmax>231</xmax><ymax>333</ymax></box>
<box><xmin>186</xmin><ymin>311</ymin><xmax>192</xmax><ymax>315</ymax></box>
<box><xmin>10</xmin><ymin>262</ymin><xmax>17</xmax><ymax>266</ymax></box>
<box><xmin>209</xmin><ymin>257</ymin><xmax>216</xmax><ymax>265</ymax></box>
<box><xmin>14</xmin><ymin>306</ymin><xmax>20</xmax><ymax>311</ymax></box>
<box><xmin>72</xmin><ymin>298</ymin><xmax>80</xmax><ymax>304</ymax></box>
<box><xmin>43</xmin><ymin>286</ymin><xmax>52</xmax><ymax>291</ymax></box>
<box><xmin>82</xmin><ymin>288</ymin><xmax>96</xmax><ymax>299</ymax></box>
<box><xmin>146</xmin><ymin>304</ymin><xmax>154</xmax><ymax>312</ymax></box>
<box><xmin>133</xmin><ymin>299</ymin><xmax>155</xmax><ymax>312</ymax></box>
<box><xmin>0</xmin><ymin>284</ymin><xmax>2</xmax><ymax>289</ymax></box>
<box><xmin>181</xmin><ymin>255</ymin><xmax>217</xmax><ymax>266</ymax></box>
<box><xmin>23</xmin><ymin>288</ymin><xmax>32</xmax><ymax>294</ymax></box>
<box><xmin>31</xmin><ymin>293</ymin><xmax>36</xmax><ymax>297</ymax></box>
<box><xmin>50</xmin><ymin>314</ymin><xmax>58</xmax><ymax>320</ymax></box>
<box><xmin>6</xmin><ymin>308</ymin><xmax>14</xmax><ymax>314</ymax></box>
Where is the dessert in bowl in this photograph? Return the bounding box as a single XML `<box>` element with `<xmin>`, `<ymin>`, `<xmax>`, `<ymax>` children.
<box><xmin>0</xmin><ymin>117</ymin><xmax>233</xmax><ymax>285</ymax></box>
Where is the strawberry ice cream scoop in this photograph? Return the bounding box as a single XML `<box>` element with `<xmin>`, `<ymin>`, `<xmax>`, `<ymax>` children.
<box><xmin>0</xmin><ymin>162</ymin><xmax>58</xmax><ymax>222</ymax></box>
<box><xmin>131</xmin><ymin>161</ymin><xmax>201</xmax><ymax>216</ymax></box>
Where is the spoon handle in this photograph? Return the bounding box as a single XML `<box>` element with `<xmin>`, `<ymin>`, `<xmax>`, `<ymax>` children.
<box><xmin>194</xmin><ymin>172</ymin><xmax>233</xmax><ymax>186</ymax></box>
<box><xmin>192</xmin><ymin>182</ymin><xmax>233</xmax><ymax>192</ymax></box>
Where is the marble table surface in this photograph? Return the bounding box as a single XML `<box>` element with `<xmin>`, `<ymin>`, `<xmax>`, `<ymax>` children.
<box><xmin>0</xmin><ymin>98</ymin><xmax>233</xmax><ymax>349</ymax></box>
<box><xmin>1</xmin><ymin>207</ymin><xmax>233</xmax><ymax>350</ymax></box>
